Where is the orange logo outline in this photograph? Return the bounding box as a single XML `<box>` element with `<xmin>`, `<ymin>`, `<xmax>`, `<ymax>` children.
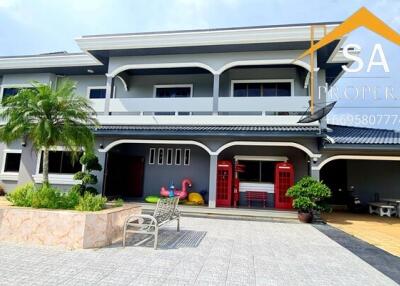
<box><xmin>297</xmin><ymin>7</ymin><xmax>400</xmax><ymax>61</ymax></box>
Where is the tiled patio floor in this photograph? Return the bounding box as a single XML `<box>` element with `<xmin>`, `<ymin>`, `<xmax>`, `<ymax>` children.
<box><xmin>0</xmin><ymin>216</ymin><xmax>397</xmax><ymax>286</ymax></box>
<box><xmin>323</xmin><ymin>212</ymin><xmax>400</xmax><ymax>257</ymax></box>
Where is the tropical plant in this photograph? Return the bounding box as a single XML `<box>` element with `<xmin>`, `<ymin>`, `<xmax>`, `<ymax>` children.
<box><xmin>72</xmin><ymin>153</ymin><xmax>102</xmax><ymax>195</ymax></box>
<box><xmin>6</xmin><ymin>183</ymin><xmax>35</xmax><ymax>207</ymax></box>
<box><xmin>0</xmin><ymin>80</ymin><xmax>98</xmax><ymax>185</ymax></box>
<box><xmin>286</xmin><ymin>176</ymin><xmax>331</xmax><ymax>213</ymax></box>
<box><xmin>75</xmin><ymin>192</ymin><xmax>107</xmax><ymax>211</ymax></box>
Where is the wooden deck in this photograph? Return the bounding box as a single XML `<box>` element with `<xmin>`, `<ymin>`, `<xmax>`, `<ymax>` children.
<box><xmin>136</xmin><ymin>202</ymin><xmax>298</xmax><ymax>222</ymax></box>
<box><xmin>323</xmin><ymin>211</ymin><xmax>400</xmax><ymax>257</ymax></box>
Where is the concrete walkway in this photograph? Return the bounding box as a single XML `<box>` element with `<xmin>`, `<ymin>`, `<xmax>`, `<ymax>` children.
<box><xmin>0</xmin><ymin>217</ymin><xmax>397</xmax><ymax>286</ymax></box>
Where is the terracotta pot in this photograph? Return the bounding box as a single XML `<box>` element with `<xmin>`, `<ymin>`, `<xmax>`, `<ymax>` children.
<box><xmin>298</xmin><ymin>211</ymin><xmax>313</xmax><ymax>223</ymax></box>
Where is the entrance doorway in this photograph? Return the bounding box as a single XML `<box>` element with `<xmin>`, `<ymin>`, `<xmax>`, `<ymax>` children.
<box><xmin>104</xmin><ymin>153</ymin><xmax>144</xmax><ymax>199</ymax></box>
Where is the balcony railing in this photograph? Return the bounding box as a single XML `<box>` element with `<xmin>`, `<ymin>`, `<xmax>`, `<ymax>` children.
<box><xmin>91</xmin><ymin>96</ymin><xmax>309</xmax><ymax>114</ymax></box>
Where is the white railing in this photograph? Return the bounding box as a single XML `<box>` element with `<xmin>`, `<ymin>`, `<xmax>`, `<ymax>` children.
<box><xmin>90</xmin><ymin>96</ymin><xmax>309</xmax><ymax>114</ymax></box>
<box><xmin>109</xmin><ymin>97</ymin><xmax>213</xmax><ymax>113</ymax></box>
<box><xmin>218</xmin><ymin>97</ymin><xmax>309</xmax><ymax>112</ymax></box>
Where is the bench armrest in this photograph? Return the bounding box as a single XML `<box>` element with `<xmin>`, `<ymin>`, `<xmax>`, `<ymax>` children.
<box><xmin>125</xmin><ymin>214</ymin><xmax>158</xmax><ymax>226</ymax></box>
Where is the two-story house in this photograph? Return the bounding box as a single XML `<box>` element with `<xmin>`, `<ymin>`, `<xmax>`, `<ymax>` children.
<box><xmin>0</xmin><ymin>22</ymin><xmax>399</xmax><ymax>211</ymax></box>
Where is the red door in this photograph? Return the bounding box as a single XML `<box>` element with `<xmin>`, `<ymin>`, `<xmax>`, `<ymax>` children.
<box><xmin>274</xmin><ymin>162</ymin><xmax>294</xmax><ymax>209</ymax></box>
<box><xmin>216</xmin><ymin>160</ymin><xmax>233</xmax><ymax>207</ymax></box>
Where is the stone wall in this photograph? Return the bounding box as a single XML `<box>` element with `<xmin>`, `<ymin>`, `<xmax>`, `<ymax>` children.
<box><xmin>0</xmin><ymin>204</ymin><xmax>141</xmax><ymax>249</ymax></box>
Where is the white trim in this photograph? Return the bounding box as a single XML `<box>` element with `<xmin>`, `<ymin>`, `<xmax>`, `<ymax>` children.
<box><xmin>314</xmin><ymin>155</ymin><xmax>400</xmax><ymax>171</ymax></box>
<box><xmin>166</xmin><ymin>148</ymin><xmax>173</xmax><ymax>165</ymax></box>
<box><xmin>107</xmin><ymin>59</ymin><xmax>312</xmax><ymax>78</ymax></box>
<box><xmin>157</xmin><ymin>148</ymin><xmax>164</xmax><ymax>165</ymax></box>
<box><xmin>100</xmin><ymin>139</ymin><xmax>213</xmax><ymax>155</ymax></box>
<box><xmin>108</xmin><ymin>63</ymin><xmax>215</xmax><ymax>77</ymax></box>
<box><xmin>96</xmin><ymin>115</ymin><xmax>319</xmax><ymax>126</ymax></box>
<box><xmin>87</xmin><ymin>86</ymin><xmax>107</xmax><ymax>99</ymax></box>
<box><xmin>0</xmin><ymin>53</ymin><xmax>101</xmax><ymax>70</ymax></box>
<box><xmin>216</xmin><ymin>141</ymin><xmax>321</xmax><ymax>158</ymax></box>
<box><xmin>304</xmin><ymin>72</ymin><xmax>310</xmax><ymax>89</ymax></box>
<box><xmin>175</xmin><ymin>148</ymin><xmax>182</xmax><ymax>165</ymax></box>
<box><xmin>0</xmin><ymin>149</ymin><xmax>22</xmax><ymax>181</ymax></box>
<box><xmin>216</xmin><ymin>59</ymin><xmax>312</xmax><ymax>74</ymax></box>
<box><xmin>230</xmin><ymin>79</ymin><xmax>294</xmax><ymax>97</ymax></box>
<box><xmin>153</xmin><ymin>84</ymin><xmax>193</xmax><ymax>98</ymax></box>
<box><xmin>234</xmin><ymin>155</ymin><xmax>288</xmax><ymax>162</ymax></box>
<box><xmin>148</xmin><ymin>148</ymin><xmax>156</xmax><ymax>165</ymax></box>
<box><xmin>76</xmin><ymin>24</ymin><xmax>339</xmax><ymax>53</ymax></box>
<box><xmin>32</xmin><ymin>174</ymin><xmax>80</xmax><ymax>185</ymax></box>
<box><xmin>184</xmin><ymin>149</ymin><xmax>191</xmax><ymax>166</ymax></box>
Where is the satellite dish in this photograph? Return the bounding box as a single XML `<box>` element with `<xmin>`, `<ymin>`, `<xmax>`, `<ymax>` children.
<box><xmin>298</xmin><ymin>101</ymin><xmax>336</xmax><ymax>124</ymax></box>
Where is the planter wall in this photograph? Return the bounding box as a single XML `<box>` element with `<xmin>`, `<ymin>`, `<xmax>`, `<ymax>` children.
<box><xmin>0</xmin><ymin>204</ymin><xmax>141</xmax><ymax>249</ymax></box>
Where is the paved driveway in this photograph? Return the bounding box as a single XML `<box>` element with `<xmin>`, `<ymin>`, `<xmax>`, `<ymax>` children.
<box><xmin>0</xmin><ymin>217</ymin><xmax>397</xmax><ymax>286</ymax></box>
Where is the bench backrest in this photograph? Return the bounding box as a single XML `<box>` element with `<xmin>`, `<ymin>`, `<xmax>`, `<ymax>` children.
<box><xmin>153</xmin><ymin>197</ymin><xmax>180</xmax><ymax>222</ymax></box>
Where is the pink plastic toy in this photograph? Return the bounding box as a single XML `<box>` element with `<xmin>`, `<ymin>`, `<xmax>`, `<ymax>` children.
<box><xmin>160</xmin><ymin>178</ymin><xmax>192</xmax><ymax>199</ymax></box>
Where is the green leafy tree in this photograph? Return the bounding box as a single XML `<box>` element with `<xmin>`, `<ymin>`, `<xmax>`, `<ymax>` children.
<box><xmin>72</xmin><ymin>153</ymin><xmax>102</xmax><ymax>195</ymax></box>
<box><xmin>0</xmin><ymin>80</ymin><xmax>98</xmax><ymax>185</ymax></box>
<box><xmin>286</xmin><ymin>176</ymin><xmax>331</xmax><ymax>212</ymax></box>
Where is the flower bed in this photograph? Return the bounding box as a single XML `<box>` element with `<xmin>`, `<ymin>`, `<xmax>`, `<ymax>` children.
<box><xmin>0</xmin><ymin>203</ymin><xmax>141</xmax><ymax>249</ymax></box>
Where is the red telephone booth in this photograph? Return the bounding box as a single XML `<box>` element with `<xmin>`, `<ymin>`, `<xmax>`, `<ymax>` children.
<box><xmin>216</xmin><ymin>160</ymin><xmax>233</xmax><ymax>207</ymax></box>
<box><xmin>274</xmin><ymin>162</ymin><xmax>294</xmax><ymax>209</ymax></box>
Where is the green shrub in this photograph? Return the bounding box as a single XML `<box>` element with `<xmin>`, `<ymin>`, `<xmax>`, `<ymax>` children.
<box><xmin>113</xmin><ymin>198</ymin><xmax>124</xmax><ymax>207</ymax></box>
<box><xmin>31</xmin><ymin>184</ymin><xmax>63</xmax><ymax>209</ymax></box>
<box><xmin>73</xmin><ymin>153</ymin><xmax>102</xmax><ymax>195</ymax></box>
<box><xmin>6</xmin><ymin>183</ymin><xmax>35</xmax><ymax>207</ymax></box>
<box><xmin>59</xmin><ymin>189</ymin><xmax>81</xmax><ymax>209</ymax></box>
<box><xmin>286</xmin><ymin>176</ymin><xmax>331</xmax><ymax>212</ymax></box>
<box><xmin>75</xmin><ymin>192</ymin><xmax>107</xmax><ymax>211</ymax></box>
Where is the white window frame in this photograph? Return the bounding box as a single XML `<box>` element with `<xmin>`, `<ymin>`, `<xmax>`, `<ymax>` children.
<box><xmin>157</xmin><ymin>148</ymin><xmax>164</xmax><ymax>165</ymax></box>
<box><xmin>148</xmin><ymin>148</ymin><xmax>156</xmax><ymax>165</ymax></box>
<box><xmin>183</xmin><ymin>149</ymin><xmax>191</xmax><ymax>166</ymax></box>
<box><xmin>153</xmin><ymin>84</ymin><xmax>193</xmax><ymax>98</ymax></box>
<box><xmin>0</xmin><ymin>149</ymin><xmax>22</xmax><ymax>181</ymax></box>
<box><xmin>230</xmin><ymin>79</ymin><xmax>294</xmax><ymax>97</ymax></box>
<box><xmin>166</xmin><ymin>148</ymin><xmax>173</xmax><ymax>165</ymax></box>
<box><xmin>33</xmin><ymin>147</ymin><xmax>84</xmax><ymax>185</ymax></box>
<box><xmin>87</xmin><ymin>86</ymin><xmax>107</xmax><ymax>99</ymax></box>
<box><xmin>175</xmin><ymin>148</ymin><xmax>182</xmax><ymax>165</ymax></box>
<box><xmin>0</xmin><ymin>84</ymin><xmax>32</xmax><ymax>102</ymax></box>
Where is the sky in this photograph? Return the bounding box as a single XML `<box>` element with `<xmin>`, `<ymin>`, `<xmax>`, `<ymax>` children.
<box><xmin>0</xmin><ymin>0</ymin><xmax>399</xmax><ymax>129</ymax></box>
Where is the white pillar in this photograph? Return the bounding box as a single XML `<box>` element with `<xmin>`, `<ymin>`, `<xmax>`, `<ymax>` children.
<box><xmin>104</xmin><ymin>75</ymin><xmax>115</xmax><ymax>115</ymax></box>
<box><xmin>212</xmin><ymin>74</ymin><xmax>220</xmax><ymax>115</ymax></box>
<box><xmin>208</xmin><ymin>154</ymin><xmax>218</xmax><ymax>208</ymax></box>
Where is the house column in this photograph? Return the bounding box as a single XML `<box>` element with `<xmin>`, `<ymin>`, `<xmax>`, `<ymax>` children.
<box><xmin>208</xmin><ymin>154</ymin><xmax>218</xmax><ymax>208</ymax></box>
<box><xmin>310</xmin><ymin>160</ymin><xmax>320</xmax><ymax>181</ymax></box>
<box><xmin>212</xmin><ymin>74</ymin><xmax>220</xmax><ymax>115</ymax></box>
<box><xmin>104</xmin><ymin>75</ymin><xmax>115</xmax><ymax>115</ymax></box>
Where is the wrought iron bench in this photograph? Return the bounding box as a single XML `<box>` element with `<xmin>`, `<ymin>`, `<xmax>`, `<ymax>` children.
<box><xmin>245</xmin><ymin>191</ymin><xmax>268</xmax><ymax>208</ymax></box>
<box><xmin>123</xmin><ymin>197</ymin><xmax>180</xmax><ymax>249</ymax></box>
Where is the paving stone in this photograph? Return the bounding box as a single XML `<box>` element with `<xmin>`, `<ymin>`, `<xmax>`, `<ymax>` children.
<box><xmin>0</xmin><ymin>217</ymin><xmax>398</xmax><ymax>286</ymax></box>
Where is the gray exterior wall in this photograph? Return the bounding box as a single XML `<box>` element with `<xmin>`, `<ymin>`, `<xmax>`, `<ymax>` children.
<box><xmin>346</xmin><ymin>160</ymin><xmax>400</xmax><ymax>203</ymax></box>
<box><xmin>62</xmin><ymin>75</ymin><xmax>106</xmax><ymax>98</ymax></box>
<box><xmin>106</xmin><ymin>143</ymin><xmax>210</xmax><ymax>198</ymax></box>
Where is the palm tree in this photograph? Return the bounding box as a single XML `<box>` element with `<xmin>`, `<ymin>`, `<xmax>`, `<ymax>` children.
<box><xmin>0</xmin><ymin>80</ymin><xmax>98</xmax><ymax>185</ymax></box>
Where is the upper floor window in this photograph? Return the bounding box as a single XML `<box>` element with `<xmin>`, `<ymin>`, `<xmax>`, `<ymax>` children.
<box><xmin>39</xmin><ymin>150</ymin><xmax>83</xmax><ymax>174</ymax></box>
<box><xmin>154</xmin><ymin>85</ymin><xmax>193</xmax><ymax>98</ymax></box>
<box><xmin>232</xmin><ymin>80</ymin><xmax>292</xmax><ymax>97</ymax></box>
<box><xmin>88</xmin><ymin>87</ymin><xmax>106</xmax><ymax>99</ymax></box>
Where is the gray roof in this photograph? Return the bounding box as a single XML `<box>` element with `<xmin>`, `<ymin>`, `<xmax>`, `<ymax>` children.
<box><xmin>327</xmin><ymin>125</ymin><xmax>400</xmax><ymax>145</ymax></box>
<box><xmin>94</xmin><ymin>125</ymin><xmax>320</xmax><ymax>137</ymax></box>
<box><xmin>82</xmin><ymin>21</ymin><xmax>342</xmax><ymax>38</ymax></box>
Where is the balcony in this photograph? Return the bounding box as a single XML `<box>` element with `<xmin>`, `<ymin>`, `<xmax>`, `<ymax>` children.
<box><xmin>91</xmin><ymin>96</ymin><xmax>309</xmax><ymax>115</ymax></box>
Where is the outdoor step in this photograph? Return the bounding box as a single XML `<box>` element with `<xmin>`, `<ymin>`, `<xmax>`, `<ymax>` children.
<box><xmin>137</xmin><ymin>202</ymin><xmax>299</xmax><ymax>223</ymax></box>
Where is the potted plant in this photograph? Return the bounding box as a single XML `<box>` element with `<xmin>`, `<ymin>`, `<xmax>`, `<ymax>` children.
<box><xmin>286</xmin><ymin>176</ymin><xmax>331</xmax><ymax>223</ymax></box>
